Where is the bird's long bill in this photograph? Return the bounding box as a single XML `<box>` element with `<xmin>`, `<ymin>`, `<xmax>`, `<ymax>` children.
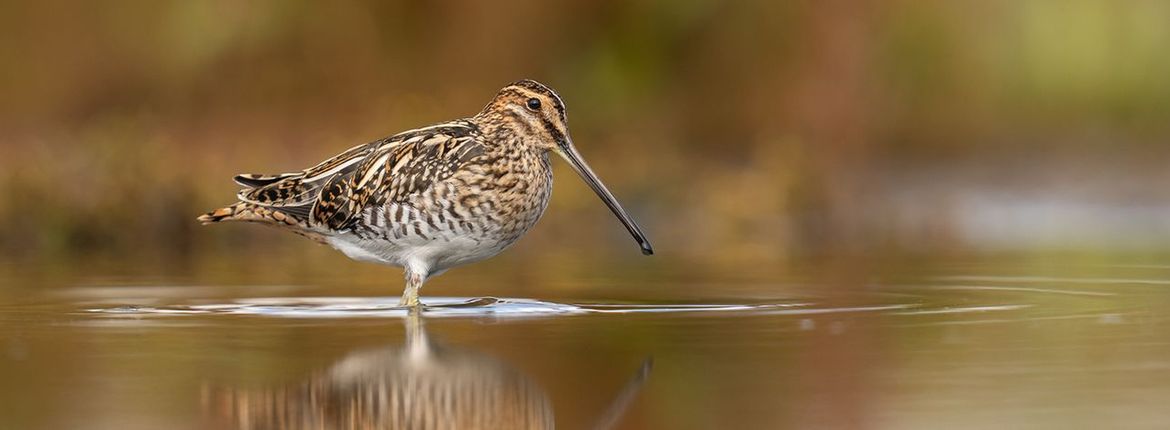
<box><xmin>556</xmin><ymin>141</ymin><xmax>654</xmax><ymax>255</ymax></box>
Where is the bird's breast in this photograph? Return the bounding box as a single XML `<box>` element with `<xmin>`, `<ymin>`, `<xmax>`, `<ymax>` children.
<box><xmin>439</xmin><ymin>149</ymin><xmax>554</xmax><ymax>246</ymax></box>
<box><xmin>345</xmin><ymin>149</ymin><xmax>553</xmax><ymax>270</ymax></box>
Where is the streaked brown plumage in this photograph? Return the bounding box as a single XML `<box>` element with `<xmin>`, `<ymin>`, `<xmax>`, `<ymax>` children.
<box><xmin>198</xmin><ymin>80</ymin><xmax>653</xmax><ymax>306</ymax></box>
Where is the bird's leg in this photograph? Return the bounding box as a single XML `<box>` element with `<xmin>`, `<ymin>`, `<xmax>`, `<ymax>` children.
<box><xmin>399</xmin><ymin>267</ymin><xmax>426</xmax><ymax>308</ymax></box>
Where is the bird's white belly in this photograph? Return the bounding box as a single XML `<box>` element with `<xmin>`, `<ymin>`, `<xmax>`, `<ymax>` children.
<box><xmin>326</xmin><ymin>231</ymin><xmax>509</xmax><ymax>273</ymax></box>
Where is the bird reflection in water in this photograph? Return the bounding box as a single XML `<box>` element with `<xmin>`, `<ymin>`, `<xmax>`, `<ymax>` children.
<box><xmin>203</xmin><ymin>310</ymin><xmax>651</xmax><ymax>430</ymax></box>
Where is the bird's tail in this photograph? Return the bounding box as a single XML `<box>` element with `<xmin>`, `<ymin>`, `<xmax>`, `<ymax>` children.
<box><xmin>198</xmin><ymin>202</ymin><xmax>328</xmax><ymax>244</ymax></box>
<box><xmin>197</xmin><ymin>202</ymin><xmax>293</xmax><ymax>225</ymax></box>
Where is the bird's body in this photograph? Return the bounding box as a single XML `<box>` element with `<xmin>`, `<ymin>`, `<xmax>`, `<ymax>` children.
<box><xmin>199</xmin><ymin>80</ymin><xmax>652</xmax><ymax>306</ymax></box>
<box><xmin>322</xmin><ymin>120</ymin><xmax>554</xmax><ymax>278</ymax></box>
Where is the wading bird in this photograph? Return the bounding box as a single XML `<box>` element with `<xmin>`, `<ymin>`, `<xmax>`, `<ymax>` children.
<box><xmin>198</xmin><ymin>80</ymin><xmax>653</xmax><ymax>307</ymax></box>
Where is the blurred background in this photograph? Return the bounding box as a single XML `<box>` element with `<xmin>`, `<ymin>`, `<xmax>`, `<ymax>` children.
<box><xmin>3</xmin><ymin>2</ymin><xmax>1170</xmax><ymax>429</ymax></box>
<box><xmin>3</xmin><ymin>0</ymin><xmax>1167</xmax><ymax>267</ymax></box>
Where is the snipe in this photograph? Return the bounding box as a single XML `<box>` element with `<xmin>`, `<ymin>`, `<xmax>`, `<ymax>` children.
<box><xmin>198</xmin><ymin>80</ymin><xmax>653</xmax><ymax>307</ymax></box>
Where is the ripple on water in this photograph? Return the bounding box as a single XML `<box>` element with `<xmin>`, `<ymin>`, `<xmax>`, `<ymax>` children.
<box><xmin>76</xmin><ymin>277</ymin><xmax>1124</xmax><ymax>320</ymax></box>
<box><xmin>83</xmin><ymin>298</ymin><xmax>1042</xmax><ymax>322</ymax></box>
<box><xmin>84</xmin><ymin>296</ymin><xmax>825</xmax><ymax>319</ymax></box>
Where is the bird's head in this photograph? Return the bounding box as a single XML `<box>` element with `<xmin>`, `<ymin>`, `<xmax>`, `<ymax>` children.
<box><xmin>480</xmin><ymin>79</ymin><xmax>570</xmax><ymax>151</ymax></box>
<box><xmin>477</xmin><ymin>79</ymin><xmax>654</xmax><ymax>256</ymax></box>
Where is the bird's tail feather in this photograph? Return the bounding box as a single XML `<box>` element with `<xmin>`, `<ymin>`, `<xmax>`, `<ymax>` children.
<box><xmin>197</xmin><ymin>202</ymin><xmax>295</xmax><ymax>225</ymax></box>
<box><xmin>197</xmin><ymin>202</ymin><xmax>329</xmax><ymax>244</ymax></box>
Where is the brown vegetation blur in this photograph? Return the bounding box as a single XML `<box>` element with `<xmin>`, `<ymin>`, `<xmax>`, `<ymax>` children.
<box><xmin>1</xmin><ymin>1</ymin><xmax>1168</xmax><ymax>262</ymax></box>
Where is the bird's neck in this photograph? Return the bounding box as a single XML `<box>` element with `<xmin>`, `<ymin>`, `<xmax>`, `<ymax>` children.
<box><xmin>470</xmin><ymin>111</ymin><xmax>547</xmax><ymax>152</ymax></box>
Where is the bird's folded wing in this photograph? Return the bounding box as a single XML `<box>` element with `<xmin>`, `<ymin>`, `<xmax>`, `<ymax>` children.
<box><xmin>233</xmin><ymin>123</ymin><xmax>485</xmax><ymax>231</ymax></box>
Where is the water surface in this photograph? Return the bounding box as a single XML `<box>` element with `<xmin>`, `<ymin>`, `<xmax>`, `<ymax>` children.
<box><xmin>2</xmin><ymin>254</ymin><xmax>1169</xmax><ymax>429</ymax></box>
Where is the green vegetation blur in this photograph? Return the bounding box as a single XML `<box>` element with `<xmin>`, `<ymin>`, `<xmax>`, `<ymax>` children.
<box><xmin>1</xmin><ymin>1</ymin><xmax>1167</xmax><ymax>262</ymax></box>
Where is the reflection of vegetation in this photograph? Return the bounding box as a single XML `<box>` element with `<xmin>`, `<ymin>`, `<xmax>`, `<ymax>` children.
<box><xmin>1</xmin><ymin>2</ymin><xmax>1166</xmax><ymax>259</ymax></box>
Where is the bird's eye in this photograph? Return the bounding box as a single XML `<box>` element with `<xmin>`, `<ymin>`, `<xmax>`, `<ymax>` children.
<box><xmin>526</xmin><ymin>98</ymin><xmax>542</xmax><ymax>110</ymax></box>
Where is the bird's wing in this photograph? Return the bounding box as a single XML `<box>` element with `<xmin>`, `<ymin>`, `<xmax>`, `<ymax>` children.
<box><xmin>234</xmin><ymin>141</ymin><xmax>378</xmax><ymax>205</ymax></box>
<box><xmin>234</xmin><ymin>121</ymin><xmax>485</xmax><ymax>230</ymax></box>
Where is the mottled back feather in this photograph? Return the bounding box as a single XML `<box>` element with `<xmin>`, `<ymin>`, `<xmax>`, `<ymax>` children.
<box><xmin>224</xmin><ymin>120</ymin><xmax>485</xmax><ymax>231</ymax></box>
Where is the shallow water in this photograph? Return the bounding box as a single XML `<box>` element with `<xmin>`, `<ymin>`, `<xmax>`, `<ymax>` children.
<box><xmin>2</xmin><ymin>254</ymin><xmax>1170</xmax><ymax>429</ymax></box>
